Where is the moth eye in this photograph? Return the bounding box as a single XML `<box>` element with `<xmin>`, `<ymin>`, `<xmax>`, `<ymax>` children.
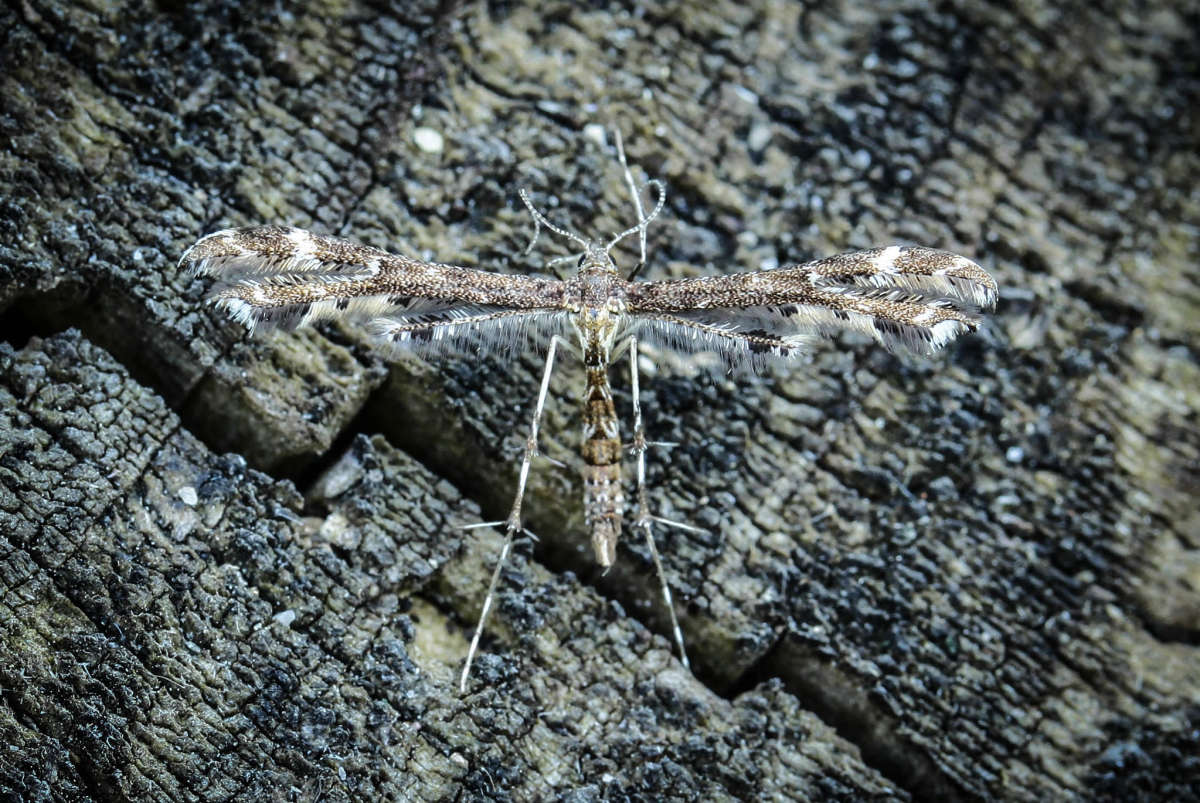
<box><xmin>577</xmin><ymin>254</ymin><xmax>588</xmax><ymax>268</ymax></box>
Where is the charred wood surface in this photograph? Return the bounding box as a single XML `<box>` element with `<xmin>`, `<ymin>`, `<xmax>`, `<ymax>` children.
<box><xmin>1</xmin><ymin>1</ymin><xmax>1198</xmax><ymax>800</ymax></box>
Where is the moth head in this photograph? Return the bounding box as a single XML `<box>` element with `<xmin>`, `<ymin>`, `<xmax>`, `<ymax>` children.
<box><xmin>577</xmin><ymin>241</ymin><xmax>618</xmax><ymax>274</ymax></box>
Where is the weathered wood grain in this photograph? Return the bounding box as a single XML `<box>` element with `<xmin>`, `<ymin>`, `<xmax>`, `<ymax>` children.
<box><xmin>0</xmin><ymin>330</ymin><xmax>905</xmax><ymax>800</ymax></box>
<box><xmin>1</xmin><ymin>0</ymin><xmax>1198</xmax><ymax>800</ymax></box>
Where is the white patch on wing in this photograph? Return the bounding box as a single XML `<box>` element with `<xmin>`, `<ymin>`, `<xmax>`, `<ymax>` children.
<box><xmin>873</xmin><ymin>245</ymin><xmax>902</xmax><ymax>272</ymax></box>
<box><xmin>285</xmin><ymin>228</ymin><xmax>330</xmax><ymax>272</ymax></box>
<box><xmin>282</xmin><ymin>228</ymin><xmax>328</xmax><ymax>272</ymax></box>
<box><xmin>285</xmin><ymin>227</ymin><xmax>314</xmax><ymax>250</ymax></box>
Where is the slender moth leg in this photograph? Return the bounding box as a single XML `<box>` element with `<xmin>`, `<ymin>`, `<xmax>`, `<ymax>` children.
<box><xmin>614</xmin><ymin>128</ymin><xmax>648</xmax><ymax>266</ymax></box>
<box><xmin>183</xmin><ymin>131</ymin><xmax>998</xmax><ymax>693</ymax></box>
<box><xmin>460</xmin><ymin>334</ymin><xmax>565</xmax><ymax>692</ymax></box>
<box><xmin>627</xmin><ymin>334</ymin><xmax>691</xmax><ymax>669</ymax></box>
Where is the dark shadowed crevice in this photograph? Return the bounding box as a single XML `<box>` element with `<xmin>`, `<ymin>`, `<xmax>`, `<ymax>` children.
<box><xmin>728</xmin><ymin>636</ymin><xmax>968</xmax><ymax>803</ymax></box>
<box><xmin>0</xmin><ymin>288</ymin><xmax>78</xmax><ymax>349</ymax></box>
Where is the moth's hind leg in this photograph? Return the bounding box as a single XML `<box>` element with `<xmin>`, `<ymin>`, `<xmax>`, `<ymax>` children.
<box><xmin>613</xmin><ymin>128</ymin><xmax>648</xmax><ymax>266</ymax></box>
<box><xmin>626</xmin><ymin>335</ymin><xmax>702</xmax><ymax>671</ymax></box>
<box><xmin>459</xmin><ymin>335</ymin><xmax>567</xmax><ymax>692</ymax></box>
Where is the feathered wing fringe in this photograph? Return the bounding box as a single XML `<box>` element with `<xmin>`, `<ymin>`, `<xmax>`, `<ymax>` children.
<box><xmin>624</xmin><ymin>314</ymin><xmax>816</xmax><ymax>374</ymax></box>
<box><xmin>371</xmin><ymin>309</ymin><xmax>569</xmax><ymax>360</ymax></box>
<box><xmin>626</xmin><ymin>246</ymin><xmax>995</xmax><ymax>367</ymax></box>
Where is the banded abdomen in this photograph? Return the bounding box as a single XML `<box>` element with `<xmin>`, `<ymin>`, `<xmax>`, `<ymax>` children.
<box><xmin>580</xmin><ymin>357</ymin><xmax>623</xmax><ymax>567</ymax></box>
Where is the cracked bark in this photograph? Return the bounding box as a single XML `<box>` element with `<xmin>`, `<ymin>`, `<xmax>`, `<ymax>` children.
<box><xmin>2</xmin><ymin>0</ymin><xmax>1198</xmax><ymax>801</ymax></box>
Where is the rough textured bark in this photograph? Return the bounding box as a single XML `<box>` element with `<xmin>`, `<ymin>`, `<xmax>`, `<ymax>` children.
<box><xmin>2</xmin><ymin>0</ymin><xmax>1198</xmax><ymax>801</ymax></box>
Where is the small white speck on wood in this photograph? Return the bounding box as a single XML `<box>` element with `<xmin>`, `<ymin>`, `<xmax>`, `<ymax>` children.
<box><xmin>412</xmin><ymin>126</ymin><xmax>444</xmax><ymax>154</ymax></box>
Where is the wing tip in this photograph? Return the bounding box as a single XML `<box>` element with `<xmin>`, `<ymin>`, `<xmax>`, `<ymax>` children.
<box><xmin>900</xmin><ymin>246</ymin><xmax>999</xmax><ymax>310</ymax></box>
<box><xmin>179</xmin><ymin>228</ymin><xmax>242</xmax><ymax>273</ymax></box>
<box><xmin>209</xmin><ymin>294</ymin><xmax>260</xmax><ymax>332</ymax></box>
<box><xmin>179</xmin><ymin>225</ymin><xmax>317</xmax><ymax>275</ymax></box>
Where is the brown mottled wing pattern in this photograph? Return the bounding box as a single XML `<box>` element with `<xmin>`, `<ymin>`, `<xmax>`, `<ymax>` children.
<box><xmin>624</xmin><ymin>246</ymin><xmax>997</xmax><ymax>367</ymax></box>
<box><xmin>180</xmin><ymin>226</ymin><xmax>569</xmax><ymax>357</ymax></box>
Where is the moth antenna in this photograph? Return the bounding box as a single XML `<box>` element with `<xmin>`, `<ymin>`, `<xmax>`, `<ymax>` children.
<box><xmin>608</xmin><ymin>179</ymin><xmax>666</xmax><ymax>256</ymax></box>
<box><xmin>518</xmin><ymin>188</ymin><xmax>589</xmax><ymax>251</ymax></box>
